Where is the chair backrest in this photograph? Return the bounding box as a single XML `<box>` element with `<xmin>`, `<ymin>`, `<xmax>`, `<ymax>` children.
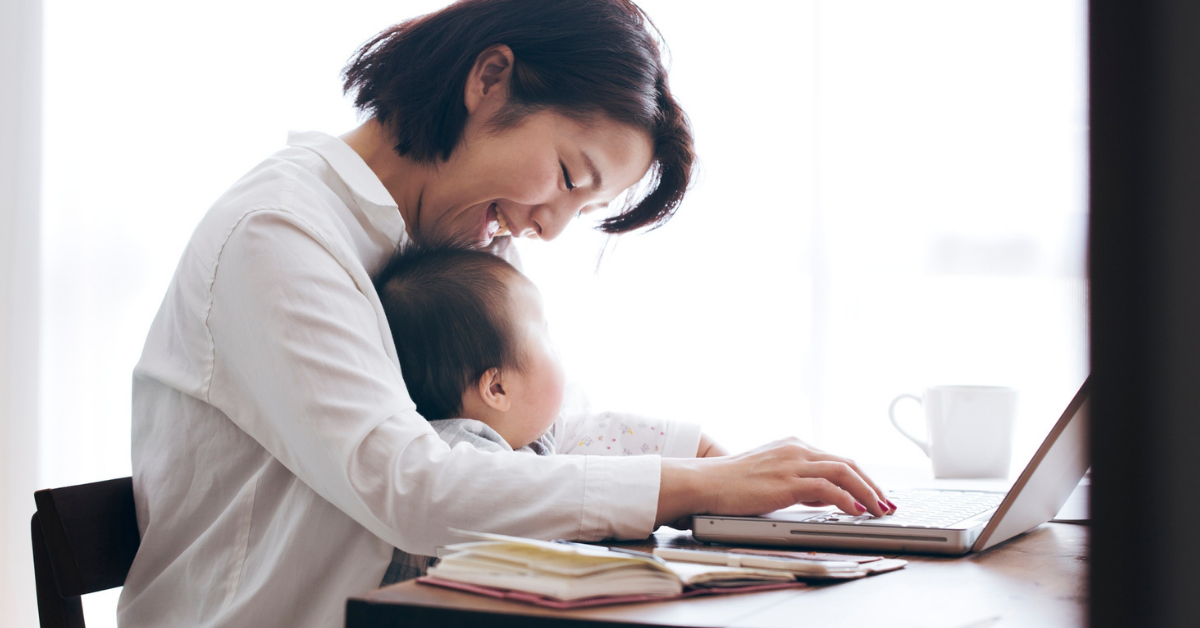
<box><xmin>31</xmin><ymin>477</ymin><xmax>141</xmax><ymax>628</ymax></box>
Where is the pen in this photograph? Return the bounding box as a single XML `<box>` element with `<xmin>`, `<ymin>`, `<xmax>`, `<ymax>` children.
<box><xmin>652</xmin><ymin>547</ymin><xmax>861</xmax><ymax>574</ymax></box>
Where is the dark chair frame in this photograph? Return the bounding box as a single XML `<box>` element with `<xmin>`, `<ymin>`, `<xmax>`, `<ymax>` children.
<box><xmin>31</xmin><ymin>477</ymin><xmax>141</xmax><ymax>628</ymax></box>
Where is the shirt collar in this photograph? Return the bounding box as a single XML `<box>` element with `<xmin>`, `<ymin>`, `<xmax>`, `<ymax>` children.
<box><xmin>287</xmin><ymin>130</ymin><xmax>407</xmax><ymax>244</ymax></box>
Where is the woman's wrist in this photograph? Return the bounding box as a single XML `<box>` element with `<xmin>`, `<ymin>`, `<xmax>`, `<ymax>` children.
<box><xmin>655</xmin><ymin>457</ymin><xmax>711</xmax><ymax>527</ymax></box>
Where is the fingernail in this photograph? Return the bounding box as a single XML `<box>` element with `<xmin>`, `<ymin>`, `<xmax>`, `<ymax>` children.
<box><xmin>887</xmin><ymin>499</ymin><xmax>897</xmax><ymax>511</ymax></box>
<box><xmin>877</xmin><ymin>499</ymin><xmax>888</xmax><ymax>513</ymax></box>
<box><xmin>854</xmin><ymin>502</ymin><xmax>866</xmax><ymax>514</ymax></box>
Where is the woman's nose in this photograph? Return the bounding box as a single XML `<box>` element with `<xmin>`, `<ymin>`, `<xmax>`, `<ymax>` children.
<box><xmin>528</xmin><ymin>202</ymin><xmax>579</xmax><ymax>241</ymax></box>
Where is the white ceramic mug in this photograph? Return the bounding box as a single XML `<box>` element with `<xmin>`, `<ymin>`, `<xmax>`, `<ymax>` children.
<box><xmin>889</xmin><ymin>385</ymin><xmax>1018</xmax><ymax>478</ymax></box>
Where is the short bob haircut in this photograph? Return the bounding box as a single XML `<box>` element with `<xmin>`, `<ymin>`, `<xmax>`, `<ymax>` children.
<box><xmin>374</xmin><ymin>243</ymin><xmax>524</xmax><ymax>421</ymax></box>
<box><xmin>342</xmin><ymin>0</ymin><xmax>694</xmax><ymax>234</ymax></box>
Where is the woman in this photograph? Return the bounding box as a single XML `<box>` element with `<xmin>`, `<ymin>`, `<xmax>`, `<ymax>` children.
<box><xmin>119</xmin><ymin>1</ymin><xmax>893</xmax><ymax>626</ymax></box>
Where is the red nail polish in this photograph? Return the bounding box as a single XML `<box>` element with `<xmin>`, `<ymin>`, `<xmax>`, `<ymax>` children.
<box><xmin>877</xmin><ymin>499</ymin><xmax>888</xmax><ymax>513</ymax></box>
<box><xmin>854</xmin><ymin>502</ymin><xmax>866</xmax><ymax>514</ymax></box>
<box><xmin>887</xmin><ymin>499</ymin><xmax>898</xmax><ymax>511</ymax></box>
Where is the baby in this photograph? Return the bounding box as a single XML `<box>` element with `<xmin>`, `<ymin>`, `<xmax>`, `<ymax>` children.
<box><xmin>372</xmin><ymin>243</ymin><xmax>708</xmax><ymax>581</ymax></box>
<box><xmin>375</xmin><ymin>243</ymin><xmax>570</xmax><ymax>453</ymax></box>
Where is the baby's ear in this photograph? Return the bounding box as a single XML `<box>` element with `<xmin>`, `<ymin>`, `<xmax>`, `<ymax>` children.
<box><xmin>477</xmin><ymin>367</ymin><xmax>511</xmax><ymax>412</ymax></box>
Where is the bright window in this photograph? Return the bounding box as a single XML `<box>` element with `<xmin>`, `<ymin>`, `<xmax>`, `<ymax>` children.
<box><xmin>520</xmin><ymin>0</ymin><xmax>1089</xmax><ymax>467</ymax></box>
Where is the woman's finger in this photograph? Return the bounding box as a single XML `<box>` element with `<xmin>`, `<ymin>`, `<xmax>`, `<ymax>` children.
<box><xmin>800</xmin><ymin>460</ymin><xmax>887</xmax><ymax>516</ymax></box>
<box><xmin>846</xmin><ymin>462</ymin><xmax>894</xmax><ymax>512</ymax></box>
<box><xmin>805</xmin><ymin>452</ymin><xmax>895</xmax><ymax>513</ymax></box>
<box><xmin>791</xmin><ymin>477</ymin><xmax>866</xmax><ymax>517</ymax></box>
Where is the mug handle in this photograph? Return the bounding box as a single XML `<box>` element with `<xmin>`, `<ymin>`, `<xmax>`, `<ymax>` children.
<box><xmin>889</xmin><ymin>394</ymin><xmax>931</xmax><ymax>457</ymax></box>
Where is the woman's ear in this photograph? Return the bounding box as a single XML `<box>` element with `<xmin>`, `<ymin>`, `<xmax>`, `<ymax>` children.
<box><xmin>477</xmin><ymin>367</ymin><xmax>512</xmax><ymax>412</ymax></box>
<box><xmin>464</xmin><ymin>44</ymin><xmax>514</xmax><ymax>115</ymax></box>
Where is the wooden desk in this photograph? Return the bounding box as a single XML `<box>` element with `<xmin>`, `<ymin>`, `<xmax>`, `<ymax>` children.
<box><xmin>346</xmin><ymin>522</ymin><xmax>1087</xmax><ymax>627</ymax></box>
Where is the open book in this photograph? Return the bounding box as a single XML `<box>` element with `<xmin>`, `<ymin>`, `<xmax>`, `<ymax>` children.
<box><xmin>417</xmin><ymin>530</ymin><xmax>904</xmax><ymax>609</ymax></box>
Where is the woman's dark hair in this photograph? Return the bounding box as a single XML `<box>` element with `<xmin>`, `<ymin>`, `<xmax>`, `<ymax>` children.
<box><xmin>374</xmin><ymin>243</ymin><xmax>523</xmax><ymax>421</ymax></box>
<box><xmin>342</xmin><ymin>0</ymin><xmax>694</xmax><ymax>234</ymax></box>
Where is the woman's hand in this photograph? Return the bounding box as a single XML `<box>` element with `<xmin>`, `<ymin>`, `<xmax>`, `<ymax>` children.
<box><xmin>656</xmin><ymin>437</ymin><xmax>894</xmax><ymax>528</ymax></box>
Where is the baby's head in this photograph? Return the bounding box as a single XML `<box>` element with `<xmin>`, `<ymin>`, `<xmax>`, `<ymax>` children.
<box><xmin>375</xmin><ymin>244</ymin><xmax>566</xmax><ymax>449</ymax></box>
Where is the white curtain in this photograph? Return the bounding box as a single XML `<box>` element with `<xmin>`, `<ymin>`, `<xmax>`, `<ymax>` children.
<box><xmin>29</xmin><ymin>2</ymin><xmax>1087</xmax><ymax>626</ymax></box>
<box><xmin>1</xmin><ymin>2</ymin><xmax>42</xmax><ymax>625</ymax></box>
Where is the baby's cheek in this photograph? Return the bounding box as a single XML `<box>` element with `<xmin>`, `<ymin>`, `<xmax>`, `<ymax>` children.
<box><xmin>530</xmin><ymin>368</ymin><xmax>568</xmax><ymax>437</ymax></box>
<box><xmin>547</xmin><ymin>363</ymin><xmax>567</xmax><ymax>414</ymax></box>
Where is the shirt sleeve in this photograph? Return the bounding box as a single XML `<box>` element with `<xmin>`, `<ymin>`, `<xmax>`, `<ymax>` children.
<box><xmin>205</xmin><ymin>210</ymin><xmax>661</xmax><ymax>555</ymax></box>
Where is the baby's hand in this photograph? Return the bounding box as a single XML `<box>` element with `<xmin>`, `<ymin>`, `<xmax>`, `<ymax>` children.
<box><xmin>697</xmin><ymin>433</ymin><xmax>730</xmax><ymax>458</ymax></box>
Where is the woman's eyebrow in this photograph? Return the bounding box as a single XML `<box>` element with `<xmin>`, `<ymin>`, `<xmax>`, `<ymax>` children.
<box><xmin>582</xmin><ymin>152</ymin><xmax>603</xmax><ymax>190</ymax></box>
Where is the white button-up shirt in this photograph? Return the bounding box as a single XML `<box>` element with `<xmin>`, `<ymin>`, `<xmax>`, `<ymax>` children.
<box><xmin>117</xmin><ymin>131</ymin><xmax>697</xmax><ymax>628</ymax></box>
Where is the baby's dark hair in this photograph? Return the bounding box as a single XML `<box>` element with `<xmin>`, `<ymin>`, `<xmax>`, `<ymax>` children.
<box><xmin>374</xmin><ymin>244</ymin><xmax>524</xmax><ymax>421</ymax></box>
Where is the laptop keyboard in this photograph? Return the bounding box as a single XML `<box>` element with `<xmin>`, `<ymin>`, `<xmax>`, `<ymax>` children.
<box><xmin>800</xmin><ymin>489</ymin><xmax>1005</xmax><ymax>528</ymax></box>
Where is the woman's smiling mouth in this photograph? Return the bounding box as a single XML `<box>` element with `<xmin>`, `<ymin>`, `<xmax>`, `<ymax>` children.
<box><xmin>495</xmin><ymin>206</ymin><xmax>510</xmax><ymax>236</ymax></box>
<box><xmin>483</xmin><ymin>202</ymin><xmax>511</xmax><ymax>245</ymax></box>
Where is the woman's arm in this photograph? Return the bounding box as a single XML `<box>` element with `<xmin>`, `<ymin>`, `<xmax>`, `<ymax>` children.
<box><xmin>206</xmin><ymin>210</ymin><xmax>888</xmax><ymax>548</ymax></box>
<box><xmin>657</xmin><ymin>438</ymin><xmax>892</xmax><ymax>527</ymax></box>
<box><xmin>205</xmin><ymin>210</ymin><xmax>661</xmax><ymax>553</ymax></box>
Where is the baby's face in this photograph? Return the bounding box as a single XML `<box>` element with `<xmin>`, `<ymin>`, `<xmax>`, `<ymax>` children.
<box><xmin>482</xmin><ymin>272</ymin><xmax>567</xmax><ymax>449</ymax></box>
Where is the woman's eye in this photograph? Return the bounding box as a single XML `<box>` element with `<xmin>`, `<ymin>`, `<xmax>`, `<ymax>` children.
<box><xmin>560</xmin><ymin>162</ymin><xmax>575</xmax><ymax>191</ymax></box>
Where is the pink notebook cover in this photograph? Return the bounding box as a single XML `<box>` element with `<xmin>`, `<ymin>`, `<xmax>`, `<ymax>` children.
<box><xmin>416</xmin><ymin>576</ymin><xmax>806</xmax><ymax>610</ymax></box>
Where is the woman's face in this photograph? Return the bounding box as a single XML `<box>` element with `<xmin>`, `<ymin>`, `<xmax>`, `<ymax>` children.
<box><xmin>413</xmin><ymin>110</ymin><xmax>655</xmax><ymax>247</ymax></box>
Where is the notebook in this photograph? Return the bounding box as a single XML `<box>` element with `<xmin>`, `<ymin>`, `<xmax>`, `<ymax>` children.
<box><xmin>692</xmin><ymin>378</ymin><xmax>1090</xmax><ymax>555</ymax></box>
<box><xmin>417</xmin><ymin>530</ymin><xmax>906</xmax><ymax>609</ymax></box>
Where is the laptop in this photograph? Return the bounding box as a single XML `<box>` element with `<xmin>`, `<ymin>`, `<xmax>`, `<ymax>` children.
<box><xmin>692</xmin><ymin>378</ymin><xmax>1090</xmax><ymax>555</ymax></box>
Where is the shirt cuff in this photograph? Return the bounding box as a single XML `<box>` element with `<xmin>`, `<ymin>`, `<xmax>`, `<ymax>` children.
<box><xmin>578</xmin><ymin>454</ymin><xmax>661</xmax><ymax>541</ymax></box>
<box><xmin>661</xmin><ymin>420</ymin><xmax>703</xmax><ymax>458</ymax></box>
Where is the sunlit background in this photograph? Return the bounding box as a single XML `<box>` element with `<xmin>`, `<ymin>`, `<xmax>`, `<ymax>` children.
<box><xmin>3</xmin><ymin>0</ymin><xmax>1088</xmax><ymax>625</ymax></box>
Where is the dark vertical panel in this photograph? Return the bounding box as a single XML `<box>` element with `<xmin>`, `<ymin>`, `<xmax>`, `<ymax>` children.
<box><xmin>1089</xmin><ymin>1</ymin><xmax>1200</xmax><ymax>627</ymax></box>
<box><xmin>1088</xmin><ymin>2</ymin><xmax>1146</xmax><ymax>626</ymax></box>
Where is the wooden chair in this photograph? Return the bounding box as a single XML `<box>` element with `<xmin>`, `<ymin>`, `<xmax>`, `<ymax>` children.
<box><xmin>31</xmin><ymin>477</ymin><xmax>141</xmax><ymax>628</ymax></box>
